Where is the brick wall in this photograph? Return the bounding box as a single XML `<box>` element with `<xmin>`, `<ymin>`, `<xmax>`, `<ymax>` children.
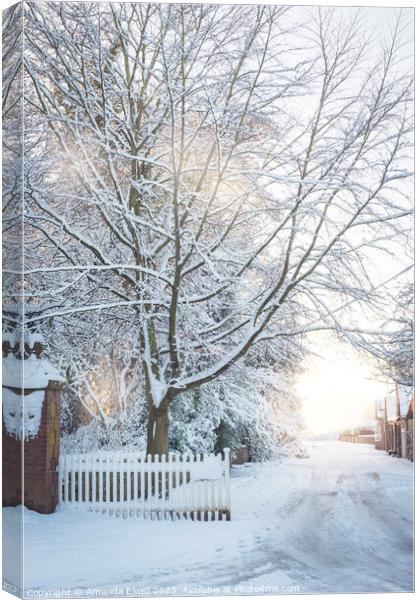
<box><xmin>2</xmin><ymin>383</ymin><xmax>61</xmax><ymax>514</ymax></box>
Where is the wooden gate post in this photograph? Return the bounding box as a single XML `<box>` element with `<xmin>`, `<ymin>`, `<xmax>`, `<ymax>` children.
<box><xmin>2</xmin><ymin>334</ymin><xmax>64</xmax><ymax>513</ymax></box>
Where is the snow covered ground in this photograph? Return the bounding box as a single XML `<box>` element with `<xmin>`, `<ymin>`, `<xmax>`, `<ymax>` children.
<box><xmin>3</xmin><ymin>442</ymin><xmax>413</xmax><ymax>597</ymax></box>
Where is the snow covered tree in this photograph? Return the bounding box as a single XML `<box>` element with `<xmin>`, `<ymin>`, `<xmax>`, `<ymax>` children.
<box><xmin>20</xmin><ymin>4</ymin><xmax>413</xmax><ymax>453</ymax></box>
<box><xmin>3</xmin><ymin>3</ymin><xmax>24</xmax><ymax>341</ymax></box>
<box><xmin>350</xmin><ymin>280</ymin><xmax>414</xmax><ymax>387</ymax></box>
<box><xmin>382</xmin><ymin>283</ymin><xmax>414</xmax><ymax>386</ymax></box>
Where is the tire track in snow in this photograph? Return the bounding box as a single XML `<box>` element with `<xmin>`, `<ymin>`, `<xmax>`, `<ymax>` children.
<box><xmin>246</xmin><ymin>450</ymin><xmax>413</xmax><ymax>593</ymax></box>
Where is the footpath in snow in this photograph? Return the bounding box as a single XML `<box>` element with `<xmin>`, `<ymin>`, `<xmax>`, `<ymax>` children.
<box><xmin>3</xmin><ymin>441</ymin><xmax>413</xmax><ymax>596</ymax></box>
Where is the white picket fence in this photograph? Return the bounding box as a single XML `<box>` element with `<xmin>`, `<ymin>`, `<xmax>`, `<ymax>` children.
<box><xmin>58</xmin><ymin>449</ymin><xmax>231</xmax><ymax>521</ymax></box>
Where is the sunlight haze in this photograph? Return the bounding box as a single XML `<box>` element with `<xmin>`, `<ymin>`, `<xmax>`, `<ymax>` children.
<box><xmin>296</xmin><ymin>336</ymin><xmax>388</xmax><ymax>436</ymax></box>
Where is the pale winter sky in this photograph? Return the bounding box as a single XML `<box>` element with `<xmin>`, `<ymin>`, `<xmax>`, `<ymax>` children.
<box><xmin>290</xmin><ymin>5</ymin><xmax>413</xmax><ymax>436</ymax></box>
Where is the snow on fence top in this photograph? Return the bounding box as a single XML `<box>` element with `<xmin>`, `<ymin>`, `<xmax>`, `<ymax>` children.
<box><xmin>189</xmin><ymin>455</ymin><xmax>224</xmax><ymax>480</ymax></box>
<box><xmin>61</xmin><ymin>450</ymin><xmax>229</xmax><ymax>477</ymax></box>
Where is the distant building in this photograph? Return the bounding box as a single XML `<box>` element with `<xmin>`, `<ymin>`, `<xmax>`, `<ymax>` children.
<box><xmin>375</xmin><ymin>384</ymin><xmax>414</xmax><ymax>461</ymax></box>
<box><xmin>339</xmin><ymin>426</ymin><xmax>375</xmax><ymax>445</ymax></box>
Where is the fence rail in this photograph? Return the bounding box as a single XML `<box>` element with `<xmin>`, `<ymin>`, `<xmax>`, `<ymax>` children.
<box><xmin>58</xmin><ymin>449</ymin><xmax>231</xmax><ymax>520</ymax></box>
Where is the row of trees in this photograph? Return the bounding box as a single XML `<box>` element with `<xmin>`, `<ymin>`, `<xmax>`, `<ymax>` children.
<box><xmin>3</xmin><ymin>3</ymin><xmax>413</xmax><ymax>454</ymax></box>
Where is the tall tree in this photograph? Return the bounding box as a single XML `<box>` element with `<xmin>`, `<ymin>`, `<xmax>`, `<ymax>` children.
<box><xmin>19</xmin><ymin>4</ymin><xmax>413</xmax><ymax>453</ymax></box>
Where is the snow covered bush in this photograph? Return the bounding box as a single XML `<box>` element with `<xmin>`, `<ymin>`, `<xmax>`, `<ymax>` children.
<box><xmin>61</xmin><ymin>405</ymin><xmax>147</xmax><ymax>454</ymax></box>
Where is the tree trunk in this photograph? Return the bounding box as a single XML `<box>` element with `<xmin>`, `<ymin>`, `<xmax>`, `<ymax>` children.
<box><xmin>147</xmin><ymin>407</ymin><xmax>169</xmax><ymax>456</ymax></box>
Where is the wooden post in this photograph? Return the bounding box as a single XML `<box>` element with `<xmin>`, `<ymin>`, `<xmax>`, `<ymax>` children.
<box><xmin>223</xmin><ymin>447</ymin><xmax>231</xmax><ymax>520</ymax></box>
<box><xmin>395</xmin><ymin>383</ymin><xmax>401</xmax><ymax>419</ymax></box>
<box><xmin>383</xmin><ymin>395</ymin><xmax>388</xmax><ymax>452</ymax></box>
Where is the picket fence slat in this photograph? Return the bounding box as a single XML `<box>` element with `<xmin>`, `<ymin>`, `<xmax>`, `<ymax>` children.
<box><xmin>58</xmin><ymin>448</ymin><xmax>231</xmax><ymax>521</ymax></box>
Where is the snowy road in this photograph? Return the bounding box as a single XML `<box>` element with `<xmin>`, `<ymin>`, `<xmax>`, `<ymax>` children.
<box><xmin>236</xmin><ymin>442</ymin><xmax>414</xmax><ymax>593</ymax></box>
<box><xmin>3</xmin><ymin>442</ymin><xmax>414</xmax><ymax>596</ymax></box>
